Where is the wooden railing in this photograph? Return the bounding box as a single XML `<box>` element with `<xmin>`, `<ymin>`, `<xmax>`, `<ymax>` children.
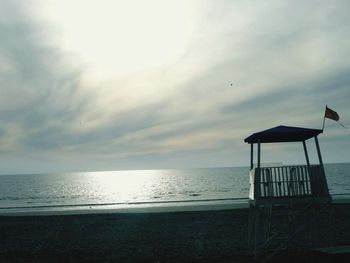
<box><xmin>249</xmin><ymin>165</ymin><xmax>330</xmax><ymax>201</ymax></box>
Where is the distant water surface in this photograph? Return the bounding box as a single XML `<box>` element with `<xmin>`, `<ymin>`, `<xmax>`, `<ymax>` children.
<box><xmin>0</xmin><ymin>163</ymin><xmax>349</xmax><ymax>210</ymax></box>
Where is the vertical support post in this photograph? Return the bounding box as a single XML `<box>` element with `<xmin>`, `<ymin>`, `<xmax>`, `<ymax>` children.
<box><xmin>302</xmin><ymin>140</ymin><xmax>310</xmax><ymax>168</ymax></box>
<box><xmin>257</xmin><ymin>140</ymin><xmax>261</xmax><ymax>169</ymax></box>
<box><xmin>255</xmin><ymin>140</ymin><xmax>261</xmax><ymax>199</ymax></box>
<box><xmin>314</xmin><ymin>136</ymin><xmax>330</xmax><ymax>197</ymax></box>
<box><xmin>250</xmin><ymin>143</ymin><xmax>254</xmax><ymax>170</ymax></box>
<box><xmin>314</xmin><ymin>136</ymin><xmax>323</xmax><ymax>167</ymax></box>
<box><xmin>254</xmin><ymin>206</ymin><xmax>260</xmax><ymax>259</ymax></box>
<box><xmin>248</xmin><ymin>204</ymin><xmax>254</xmax><ymax>251</ymax></box>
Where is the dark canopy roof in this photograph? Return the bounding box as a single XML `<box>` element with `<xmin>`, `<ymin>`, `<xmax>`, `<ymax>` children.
<box><xmin>244</xmin><ymin>125</ymin><xmax>323</xmax><ymax>144</ymax></box>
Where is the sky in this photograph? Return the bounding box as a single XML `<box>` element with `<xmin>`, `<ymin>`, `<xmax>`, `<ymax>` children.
<box><xmin>0</xmin><ymin>0</ymin><xmax>349</xmax><ymax>174</ymax></box>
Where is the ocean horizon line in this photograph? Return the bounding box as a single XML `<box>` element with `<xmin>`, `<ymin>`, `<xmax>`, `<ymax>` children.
<box><xmin>1</xmin><ymin>162</ymin><xmax>349</xmax><ymax>176</ymax></box>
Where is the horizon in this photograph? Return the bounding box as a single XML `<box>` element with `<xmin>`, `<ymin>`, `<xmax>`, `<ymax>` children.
<box><xmin>1</xmin><ymin>161</ymin><xmax>349</xmax><ymax>177</ymax></box>
<box><xmin>1</xmin><ymin>0</ymin><xmax>350</xmax><ymax>174</ymax></box>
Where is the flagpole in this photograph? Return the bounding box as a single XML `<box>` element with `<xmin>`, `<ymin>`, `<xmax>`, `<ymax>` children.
<box><xmin>322</xmin><ymin>105</ymin><xmax>326</xmax><ymax>131</ymax></box>
<box><xmin>322</xmin><ymin>116</ymin><xmax>326</xmax><ymax>131</ymax></box>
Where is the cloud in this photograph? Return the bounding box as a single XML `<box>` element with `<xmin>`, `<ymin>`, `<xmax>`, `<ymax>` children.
<box><xmin>0</xmin><ymin>0</ymin><xmax>350</xmax><ymax>173</ymax></box>
<box><xmin>0</xmin><ymin>1</ymin><xmax>92</xmax><ymax>153</ymax></box>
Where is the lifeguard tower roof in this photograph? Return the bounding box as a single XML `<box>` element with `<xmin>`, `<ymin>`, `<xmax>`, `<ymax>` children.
<box><xmin>244</xmin><ymin>125</ymin><xmax>323</xmax><ymax>144</ymax></box>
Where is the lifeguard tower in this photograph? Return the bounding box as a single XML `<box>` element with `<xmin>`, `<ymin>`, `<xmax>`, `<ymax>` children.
<box><xmin>245</xmin><ymin>126</ymin><xmax>331</xmax><ymax>260</ymax></box>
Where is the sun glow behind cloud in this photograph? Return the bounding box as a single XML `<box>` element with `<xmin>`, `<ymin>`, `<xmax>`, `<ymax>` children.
<box><xmin>36</xmin><ymin>0</ymin><xmax>200</xmax><ymax>78</ymax></box>
<box><xmin>32</xmin><ymin>0</ymin><xmax>210</xmax><ymax>132</ymax></box>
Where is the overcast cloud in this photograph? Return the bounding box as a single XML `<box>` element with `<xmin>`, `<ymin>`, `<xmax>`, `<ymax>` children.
<box><xmin>0</xmin><ymin>0</ymin><xmax>349</xmax><ymax>174</ymax></box>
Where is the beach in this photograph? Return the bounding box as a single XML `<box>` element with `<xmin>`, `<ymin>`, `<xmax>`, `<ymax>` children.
<box><xmin>1</xmin><ymin>202</ymin><xmax>350</xmax><ymax>262</ymax></box>
<box><xmin>0</xmin><ymin>207</ymin><xmax>249</xmax><ymax>263</ymax></box>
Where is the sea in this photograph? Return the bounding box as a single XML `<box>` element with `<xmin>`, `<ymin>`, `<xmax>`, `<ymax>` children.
<box><xmin>0</xmin><ymin>163</ymin><xmax>349</xmax><ymax>213</ymax></box>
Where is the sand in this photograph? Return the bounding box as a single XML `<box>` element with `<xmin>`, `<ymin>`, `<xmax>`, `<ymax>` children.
<box><xmin>0</xmin><ymin>208</ymin><xmax>249</xmax><ymax>262</ymax></box>
<box><xmin>1</xmin><ymin>203</ymin><xmax>350</xmax><ymax>262</ymax></box>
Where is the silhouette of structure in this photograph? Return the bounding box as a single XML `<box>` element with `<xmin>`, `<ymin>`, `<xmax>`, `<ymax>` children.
<box><xmin>244</xmin><ymin>126</ymin><xmax>331</xmax><ymax>261</ymax></box>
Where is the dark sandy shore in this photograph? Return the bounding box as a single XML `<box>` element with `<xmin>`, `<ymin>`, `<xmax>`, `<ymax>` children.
<box><xmin>1</xmin><ymin>204</ymin><xmax>350</xmax><ymax>263</ymax></box>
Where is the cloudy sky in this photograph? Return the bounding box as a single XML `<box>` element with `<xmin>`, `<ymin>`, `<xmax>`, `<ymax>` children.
<box><xmin>0</xmin><ymin>0</ymin><xmax>349</xmax><ymax>174</ymax></box>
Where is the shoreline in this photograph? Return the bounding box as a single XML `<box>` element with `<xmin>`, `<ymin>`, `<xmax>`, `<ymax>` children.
<box><xmin>0</xmin><ymin>199</ymin><xmax>249</xmax><ymax>216</ymax></box>
<box><xmin>1</xmin><ymin>196</ymin><xmax>349</xmax><ymax>217</ymax></box>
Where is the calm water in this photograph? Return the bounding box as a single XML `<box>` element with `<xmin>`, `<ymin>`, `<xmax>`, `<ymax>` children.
<box><xmin>0</xmin><ymin>163</ymin><xmax>349</xmax><ymax>209</ymax></box>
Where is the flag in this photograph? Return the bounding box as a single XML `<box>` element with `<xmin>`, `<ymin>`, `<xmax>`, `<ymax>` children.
<box><xmin>324</xmin><ymin>106</ymin><xmax>339</xmax><ymax>121</ymax></box>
